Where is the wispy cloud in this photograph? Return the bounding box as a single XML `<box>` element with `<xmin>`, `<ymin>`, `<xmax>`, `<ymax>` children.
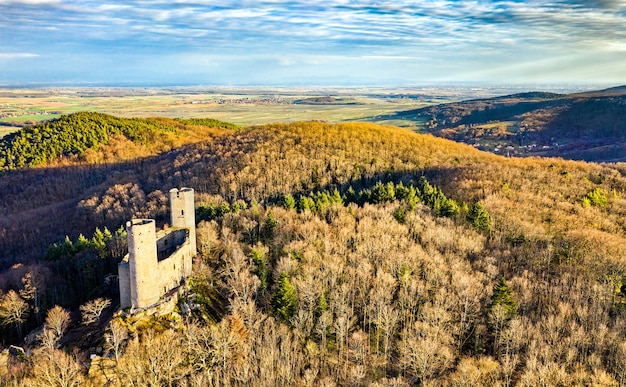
<box><xmin>0</xmin><ymin>1</ymin><xmax>624</xmax><ymax>84</ymax></box>
<box><xmin>0</xmin><ymin>52</ymin><xmax>39</xmax><ymax>59</ymax></box>
<box><xmin>0</xmin><ymin>0</ymin><xmax>61</xmax><ymax>4</ymax></box>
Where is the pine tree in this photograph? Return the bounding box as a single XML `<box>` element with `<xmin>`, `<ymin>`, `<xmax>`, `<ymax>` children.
<box><xmin>467</xmin><ymin>202</ymin><xmax>491</xmax><ymax>232</ymax></box>
<box><xmin>282</xmin><ymin>194</ymin><xmax>296</xmax><ymax>210</ymax></box>
<box><xmin>271</xmin><ymin>271</ymin><xmax>298</xmax><ymax>324</ymax></box>
<box><xmin>251</xmin><ymin>248</ymin><xmax>268</xmax><ymax>292</ymax></box>
<box><xmin>261</xmin><ymin>210</ymin><xmax>278</xmax><ymax>242</ymax></box>
<box><xmin>315</xmin><ymin>292</ymin><xmax>328</xmax><ymax>320</ymax></box>
<box><xmin>91</xmin><ymin>227</ymin><xmax>106</xmax><ymax>251</ymax></box>
<box><xmin>490</xmin><ymin>278</ymin><xmax>517</xmax><ymax>320</ymax></box>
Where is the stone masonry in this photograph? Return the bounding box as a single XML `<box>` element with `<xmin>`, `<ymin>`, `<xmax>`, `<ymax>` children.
<box><xmin>118</xmin><ymin>187</ymin><xmax>196</xmax><ymax>311</ymax></box>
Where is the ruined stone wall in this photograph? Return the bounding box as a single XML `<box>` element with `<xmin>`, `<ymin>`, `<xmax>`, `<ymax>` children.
<box><xmin>156</xmin><ymin>228</ymin><xmax>187</xmax><ymax>261</ymax></box>
<box><xmin>118</xmin><ymin>261</ymin><xmax>131</xmax><ymax>309</ymax></box>
<box><xmin>118</xmin><ymin>188</ymin><xmax>196</xmax><ymax>312</ymax></box>
<box><xmin>156</xmin><ymin>244</ymin><xmax>193</xmax><ymax>296</ymax></box>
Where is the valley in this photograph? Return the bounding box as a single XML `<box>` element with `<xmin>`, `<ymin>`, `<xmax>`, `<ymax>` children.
<box><xmin>0</xmin><ymin>85</ymin><xmax>580</xmax><ymax>129</ymax></box>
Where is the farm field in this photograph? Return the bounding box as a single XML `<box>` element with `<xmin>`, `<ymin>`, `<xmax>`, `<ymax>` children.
<box><xmin>0</xmin><ymin>86</ymin><xmax>530</xmax><ymax>135</ymax></box>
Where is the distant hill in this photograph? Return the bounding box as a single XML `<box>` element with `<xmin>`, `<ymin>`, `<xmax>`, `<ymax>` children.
<box><xmin>0</xmin><ymin>112</ymin><xmax>238</xmax><ymax>170</ymax></box>
<box><xmin>381</xmin><ymin>86</ymin><xmax>626</xmax><ymax>162</ymax></box>
<box><xmin>570</xmin><ymin>85</ymin><xmax>626</xmax><ymax>97</ymax></box>
<box><xmin>294</xmin><ymin>96</ymin><xmax>361</xmax><ymax>105</ymax></box>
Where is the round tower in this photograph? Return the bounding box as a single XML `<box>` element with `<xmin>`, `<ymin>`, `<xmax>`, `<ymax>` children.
<box><xmin>169</xmin><ymin>187</ymin><xmax>196</xmax><ymax>254</ymax></box>
<box><xmin>127</xmin><ymin>219</ymin><xmax>159</xmax><ymax>309</ymax></box>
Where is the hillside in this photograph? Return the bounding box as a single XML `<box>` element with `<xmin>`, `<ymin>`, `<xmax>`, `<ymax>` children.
<box><xmin>2</xmin><ymin>119</ymin><xmax>626</xmax><ymax>385</ymax></box>
<box><xmin>382</xmin><ymin>86</ymin><xmax>626</xmax><ymax>162</ymax></box>
<box><xmin>0</xmin><ymin>112</ymin><xmax>238</xmax><ymax>170</ymax></box>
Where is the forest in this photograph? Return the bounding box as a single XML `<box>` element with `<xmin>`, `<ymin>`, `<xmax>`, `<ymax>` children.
<box><xmin>0</xmin><ymin>112</ymin><xmax>238</xmax><ymax>170</ymax></box>
<box><xmin>386</xmin><ymin>87</ymin><xmax>626</xmax><ymax>162</ymax></box>
<box><xmin>1</xmin><ymin>117</ymin><xmax>626</xmax><ymax>385</ymax></box>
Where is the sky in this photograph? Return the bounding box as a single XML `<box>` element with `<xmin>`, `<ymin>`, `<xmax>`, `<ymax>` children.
<box><xmin>0</xmin><ymin>0</ymin><xmax>625</xmax><ymax>86</ymax></box>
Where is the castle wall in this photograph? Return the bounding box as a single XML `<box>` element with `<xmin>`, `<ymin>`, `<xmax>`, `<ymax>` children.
<box><xmin>118</xmin><ymin>261</ymin><xmax>131</xmax><ymax>309</ymax></box>
<box><xmin>157</xmin><ymin>245</ymin><xmax>192</xmax><ymax>296</ymax></box>
<box><xmin>156</xmin><ymin>228</ymin><xmax>188</xmax><ymax>261</ymax></box>
<box><xmin>119</xmin><ymin>188</ymin><xmax>196</xmax><ymax>312</ymax></box>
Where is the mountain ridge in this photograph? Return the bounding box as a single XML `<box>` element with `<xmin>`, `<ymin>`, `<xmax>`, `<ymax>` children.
<box><xmin>381</xmin><ymin>86</ymin><xmax>626</xmax><ymax>162</ymax></box>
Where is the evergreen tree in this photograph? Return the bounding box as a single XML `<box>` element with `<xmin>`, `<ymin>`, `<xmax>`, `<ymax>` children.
<box><xmin>282</xmin><ymin>194</ymin><xmax>296</xmax><ymax>210</ymax></box>
<box><xmin>261</xmin><ymin>210</ymin><xmax>278</xmax><ymax>242</ymax></box>
<box><xmin>91</xmin><ymin>228</ymin><xmax>106</xmax><ymax>252</ymax></box>
<box><xmin>393</xmin><ymin>206</ymin><xmax>407</xmax><ymax>224</ymax></box>
<box><xmin>490</xmin><ymin>278</ymin><xmax>517</xmax><ymax>320</ymax></box>
<box><xmin>467</xmin><ymin>202</ymin><xmax>491</xmax><ymax>232</ymax></box>
<box><xmin>297</xmin><ymin>196</ymin><xmax>315</xmax><ymax>213</ymax></box>
<box><xmin>251</xmin><ymin>248</ymin><xmax>268</xmax><ymax>292</ymax></box>
<box><xmin>438</xmin><ymin>198</ymin><xmax>460</xmax><ymax>218</ymax></box>
<box><xmin>345</xmin><ymin>186</ymin><xmax>357</xmax><ymax>203</ymax></box>
<box><xmin>584</xmin><ymin>187</ymin><xmax>608</xmax><ymax>208</ymax></box>
<box><xmin>315</xmin><ymin>292</ymin><xmax>328</xmax><ymax>320</ymax></box>
<box><xmin>218</xmin><ymin>202</ymin><xmax>231</xmax><ymax>217</ymax></box>
<box><xmin>271</xmin><ymin>271</ymin><xmax>298</xmax><ymax>324</ymax></box>
<box><xmin>370</xmin><ymin>181</ymin><xmax>396</xmax><ymax>204</ymax></box>
<box><xmin>231</xmin><ymin>200</ymin><xmax>248</xmax><ymax>212</ymax></box>
<box><xmin>75</xmin><ymin>233</ymin><xmax>92</xmax><ymax>252</ymax></box>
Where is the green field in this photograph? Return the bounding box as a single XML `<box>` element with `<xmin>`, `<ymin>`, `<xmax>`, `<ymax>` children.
<box><xmin>0</xmin><ymin>86</ymin><xmax>506</xmax><ymax>129</ymax></box>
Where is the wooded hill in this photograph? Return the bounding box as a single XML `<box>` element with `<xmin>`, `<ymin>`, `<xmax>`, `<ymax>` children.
<box><xmin>0</xmin><ymin>112</ymin><xmax>238</xmax><ymax>170</ymax></box>
<box><xmin>383</xmin><ymin>86</ymin><xmax>626</xmax><ymax>162</ymax></box>
<box><xmin>2</xmin><ymin>117</ymin><xmax>626</xmax><ymax>385</ymax></box>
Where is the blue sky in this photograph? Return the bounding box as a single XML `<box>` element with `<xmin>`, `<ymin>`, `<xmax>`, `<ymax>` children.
<box><xmin>1</xmin><ymin>0</ymin><xmax>625</xmax><ymax>86</ymax></box>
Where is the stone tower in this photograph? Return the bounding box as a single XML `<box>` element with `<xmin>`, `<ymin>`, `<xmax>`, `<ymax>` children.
<box><xmin>118</xmin><ymin>188</ymin><xmax>196</xmax><ymax>312</ymax></box>
<box><xmin>169</xmin><ymin>187</ymin><xmax>196</xmax><ymax>254</ymax></box>
<box><xmin>127</xmin><ymin>219</ymin><xmax>159</xmax><ymax>308</ymax></box>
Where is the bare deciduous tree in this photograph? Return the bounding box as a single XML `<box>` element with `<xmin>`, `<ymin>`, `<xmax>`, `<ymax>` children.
<box><xmin>80</xmin><ymin>298</ymin><xmax>111</xmax><ymax>325</ymax></box>
<box><xmin>45</xmin><ymin>305</ymin><xmax>71</xmax><ymax>338</ymax></box>
<box><xmin>105</xmin><ymin>319</ymin><xmax>128</xmax><ymax>363</ymax></box>
<box><xmin>28</xmin><ymin>349</ymin><xmax>86</xmax><ymax>387</ymax></box>
<box><xmin>0</xmin><ymin>290</ymin><xmax>29</xmax><ymax>338</ymax></box>
<box><xmin>116</xmin><ymin>329</ymin><xmax>189</xmax><ymax>387</ymax></box>
<box><xmin>38</xmin><ymin>328</ymin><xmax>59</xmax><ymax>352</ymax></box>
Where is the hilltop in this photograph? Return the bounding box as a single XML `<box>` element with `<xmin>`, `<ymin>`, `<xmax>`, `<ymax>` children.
<box><xmin>1</xmin><ymin>117</ymin><xmax>626</xmax><ymax>385</ymax></box>
<box><xmin>381</xmin><ymin>86</ymin><xmax>626</xmax><ymax>162</ymax></box>
<box><xmin>0</xmin><ymin>112</ymin><xmax>238</xmax><ymax>170</ymax></box>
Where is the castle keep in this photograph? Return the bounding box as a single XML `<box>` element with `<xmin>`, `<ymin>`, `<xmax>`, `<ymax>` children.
<box><xmin>118</xmin><ymin>187</ymin><xmax>196</xmax><ymax>311</ymax></box>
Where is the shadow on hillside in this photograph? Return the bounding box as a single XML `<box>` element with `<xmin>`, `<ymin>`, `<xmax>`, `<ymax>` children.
<box><xmin>0</xmin><ymin>145</ymin><xmax>200</xmax><ymax>270</ymax></box>
<box><xmin>0</xmin><ymin>139</ymin><xmax>475</xmax><ymax>273</ymax></box>
<box><xmin>364</xmin><ymin>94</ymin><xmax>626</xmax><ymax>163</ymax></box>
<box><xmin>367</xmin><ymin>98</ymin><xmax>568</xmax><ymax>130</ymax></box>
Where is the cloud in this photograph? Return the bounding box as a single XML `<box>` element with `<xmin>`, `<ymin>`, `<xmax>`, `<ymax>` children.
<box><xmin>3</xmin><ymin>1</ymin><xmax>625</xmax><ymax>51</ymax></box>
<box><xmin>0</xmin><ymin>0</ymin><xmax>60</xmax><ymax>4</ymax></box>
<box><xmin>0</xmin><ymin>0</ymin><xmax>624</xmax><ymax>84</ymax></box>
<box><xmin>0</xmin><ymin>53</ymin><xmax>39</xmax><ymax>59</ymax></box>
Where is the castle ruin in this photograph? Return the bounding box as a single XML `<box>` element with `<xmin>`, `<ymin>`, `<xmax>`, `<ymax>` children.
<box><xmin>118</xmin><ymin>187</ymin><xmax>196</xmax><ymax>311</ymax></box>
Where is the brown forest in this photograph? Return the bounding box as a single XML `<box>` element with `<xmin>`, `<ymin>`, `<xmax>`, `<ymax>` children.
<box><xmin>384</xmin><ymin>87</ymin><xmax>626</xmax><ymax>162</ymax></box>
<box><xmin>2</xmin><ymin>119</ymin><xmax>626</xmax><ymax>385</ymax></box>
